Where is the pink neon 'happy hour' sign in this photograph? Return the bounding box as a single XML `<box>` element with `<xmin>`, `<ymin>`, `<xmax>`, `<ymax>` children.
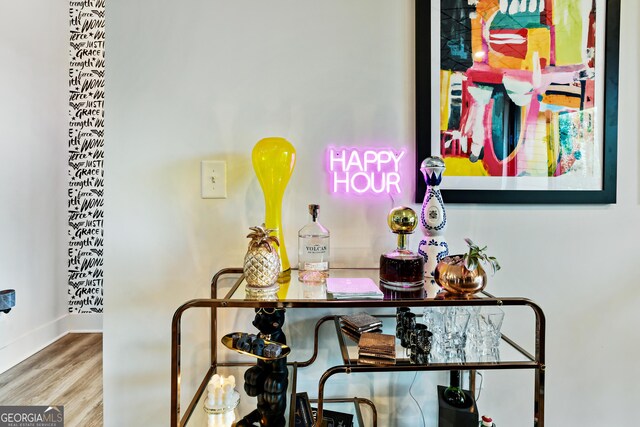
<box><xmin>327</xmin><ymin>147</ymin><xmax>405</xmax><ymax>195</ymax></box>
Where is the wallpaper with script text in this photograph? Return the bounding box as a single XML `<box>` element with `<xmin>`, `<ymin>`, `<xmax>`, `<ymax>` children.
<box><xmin>68</xmin><ymin>0</ymin><xmax>105</xmax><ymax>313</ymax></box>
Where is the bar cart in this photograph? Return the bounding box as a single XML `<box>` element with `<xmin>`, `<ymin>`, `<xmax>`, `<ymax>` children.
<box><xmin>171</xmin><ymin>268</ymin><xmax>545</xmax><ymax>426</ymax></box>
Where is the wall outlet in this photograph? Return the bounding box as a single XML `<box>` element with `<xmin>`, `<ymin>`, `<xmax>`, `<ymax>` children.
<box><xmin>201</xmin><ymin>160</ymin><xmax>227</xmax><ymax>199</ymax></box>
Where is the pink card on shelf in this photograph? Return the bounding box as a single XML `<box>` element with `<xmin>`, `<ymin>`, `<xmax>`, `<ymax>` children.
<box><xmin>326</xmin><ymin>277</ymin><xmax>383</xmax><ymax>299</ymax></box>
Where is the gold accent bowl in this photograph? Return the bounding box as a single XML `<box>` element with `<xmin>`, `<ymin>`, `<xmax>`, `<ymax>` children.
<box><xmin>434</xmin><ymin>255</ymin><xmax>487</xmax><ymax>297</ymax></box>
<box><xmin>221</xmin><ymin>333</ymin><xmax>291</xmax><ymax>361</ymax></box>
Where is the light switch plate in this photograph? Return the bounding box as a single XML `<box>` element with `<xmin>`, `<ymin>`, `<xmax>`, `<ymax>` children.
<box><xmin>201</xmin><ymin>160</ymin><xmax>227</xmax><ymax>199</ymax></box>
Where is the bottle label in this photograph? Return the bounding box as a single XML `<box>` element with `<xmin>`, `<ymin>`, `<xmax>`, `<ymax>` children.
<box><xmin>303</xmin><ymin>262</ymin><xmax>328</xmax><ymax>271</ymax></box>
<box><xmin>305</xmin><ymin>244</ymin><xmax>327</xmax><ymax>254</ymax></box>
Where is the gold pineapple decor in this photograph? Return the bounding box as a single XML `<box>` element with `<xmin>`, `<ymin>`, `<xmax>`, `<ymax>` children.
<box><xmin>244</xmin><ymin>224</ymin><xmax>281</xmax><ymax>288</ymax></box>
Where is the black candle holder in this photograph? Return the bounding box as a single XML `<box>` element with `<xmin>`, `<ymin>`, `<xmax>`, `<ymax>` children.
<box><xmin>409</xmin><ymin>323</ymin><xmax>433</xmax><ymax>364</ymax></box>
<box><xmin>401</xmin><ymin>312</ymin><xmax>416</xmax><ymax>348</ymax></box>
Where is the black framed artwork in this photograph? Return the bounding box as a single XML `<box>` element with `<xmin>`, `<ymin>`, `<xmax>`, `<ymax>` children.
<box><xmin>415</xmin><ymin>0</ymin><xmax>620</xmax><ymax>204</ymax></box>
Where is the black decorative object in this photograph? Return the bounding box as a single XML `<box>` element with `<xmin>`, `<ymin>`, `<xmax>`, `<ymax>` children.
<box><xmin>415</xmin><ymin>0</ymin><xmax>620</xmax><ymax>204</ymax></box>
<box><xmin>230</xmin><ymin>332</ymin><xmax>242</xmax><ymax>348</ymax></box>
<box><xmin>240</xmin><ymin>308</ymin><xmax>289</xmax><ymax>426</ymax></box>
<box><xmin>251</xmin><ymin>337</ymin><xmax>265</xmax><ymax>357</ymax></box>
<box><xmin>409</xmin><ymin>323</ymin><xmax>432</xmax><ymax>364</ymax></box>
<box><xmin>236</xmin><ymin>334</ymin><xmax>254</xmax><ymax>352</ymax></box>
<box><xmin>396</xmin><ymin>307</ymin><xmax>410</xmax><ymax>344</ymax></box>
<box><xmin>401</xmin><ymin>312</ymin><xmax>416</xmax><ymax>348</ymax></box>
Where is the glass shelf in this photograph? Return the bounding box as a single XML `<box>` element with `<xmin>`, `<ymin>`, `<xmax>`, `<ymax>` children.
<box><xmin>215</xmin><ymin>268</ymin><xmax>533</xmax><ymax>310</ymax></box>
<box><xmin>332</xmin><ymin>316</ymin><xmax>533</xmax><ymax>367</ymax></box>
<box><xmin>223</xmin><ymin>268</ymin><xmax>382</xmax><ymax>301</ymax></box>
<box><xmin>183</xmin><ymin>365</ymin><xmax>293</xmax><ymax>427</ymax></box>
<box><xmin>182</xmin><ymin>365</ymin><xmax>373</xmax><ymax>427</ymax></box>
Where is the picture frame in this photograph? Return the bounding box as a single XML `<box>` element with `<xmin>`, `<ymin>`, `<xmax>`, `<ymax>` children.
<box><xmin>311</xmin><ymin>407</ymin><xmax>354</xmax><ymax>427</ymax></box>
<box><xmin>415</xmin><ymin>0</ymin><xmax>620</xmax><ymax>204</ymax></box>
<box><xmin>294</xmin><ymin>393</ymin><xmax>314</xmax><ymax>427</ymax></box>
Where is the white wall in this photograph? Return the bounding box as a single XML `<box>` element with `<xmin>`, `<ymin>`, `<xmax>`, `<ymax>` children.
<box><xmin>104</xmin><ymin>0</ymin><xmax>640</xmax><ymax>425</ymax></box>
<box><xmin>0</xmin><ymin>0</ymin><xmax>71</xmax><ymax>373</ymax></box>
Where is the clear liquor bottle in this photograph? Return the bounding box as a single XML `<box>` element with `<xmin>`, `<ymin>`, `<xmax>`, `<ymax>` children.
<box><xmin>298</xmin><ymin>204</ymin><xmax>330</xmax><ymax>281</ymax></box>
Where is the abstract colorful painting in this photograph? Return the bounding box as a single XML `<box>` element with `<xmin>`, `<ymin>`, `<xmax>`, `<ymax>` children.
<box><xmin>415</xmin><ymin>0</ymin><xmax>619</xmax><ymax>203</ymax></box>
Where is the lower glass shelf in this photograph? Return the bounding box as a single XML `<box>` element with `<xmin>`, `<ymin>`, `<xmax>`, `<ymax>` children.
<box><xmin>182</xmin><ymin>364</ymin><xmax>374</xmax><ymax>427</ymax></box>
<box><xmin>333</xmin><ymin>315</ymin><xmax>535</xmax><ymax>368</ymax></box>
<box><xmin>183</xmin><ymin>365</ymin><xmax>290</xmax><ymax>427</ymax></box>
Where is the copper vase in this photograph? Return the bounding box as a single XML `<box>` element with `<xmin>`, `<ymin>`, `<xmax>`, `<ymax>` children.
<box><xmin>434</xmin><ymin>256</ymin><xmax>487</xmax><ymax>297</ymax></box>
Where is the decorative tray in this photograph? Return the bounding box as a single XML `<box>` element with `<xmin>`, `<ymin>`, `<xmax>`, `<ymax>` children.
<box><xmin>221</xmin><ymin>332</ymin><xmax>291</xmax><ymax>361</ymax></box>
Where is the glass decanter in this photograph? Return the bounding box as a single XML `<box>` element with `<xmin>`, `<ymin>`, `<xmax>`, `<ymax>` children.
<box><xmin>379</xmin><ymin>206</ymin><xmax>425</xmax><ymax>291</ymax></box>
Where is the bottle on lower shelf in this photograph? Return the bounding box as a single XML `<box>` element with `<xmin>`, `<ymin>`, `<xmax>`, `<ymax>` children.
<box><xmin>443</xmin><ymin>370</ymin><xmax>471</xmax><ymax>409</ymax></box>
<box><xmin>480</xmin><ymin>415</ymin><xmax>495</xmax><ymax>426</ymax></box>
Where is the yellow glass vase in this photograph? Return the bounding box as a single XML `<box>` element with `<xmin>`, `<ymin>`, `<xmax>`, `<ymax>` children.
<box><xmin>252</xmin><ymin>137</ymin><xmax>296</xmax><ymax>280</ymax></box>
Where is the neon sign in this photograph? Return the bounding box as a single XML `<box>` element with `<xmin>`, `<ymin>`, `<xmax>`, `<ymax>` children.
<box><xmin>327</xmin><ymin>147</ymin><xmax>405</xmax><ymax>195</ymax></box>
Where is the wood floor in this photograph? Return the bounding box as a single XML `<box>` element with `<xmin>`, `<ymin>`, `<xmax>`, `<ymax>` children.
<box><xmin>0</xmin><ymin>333</ymin><xmax>103</xmax><ymax>427</ymax></box>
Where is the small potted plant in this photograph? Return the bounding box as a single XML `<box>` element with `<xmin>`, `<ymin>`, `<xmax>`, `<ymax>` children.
<box><xmin>434</xmin><ymin>238</ymin><xmax>501</xmax><ymax>296</ymax></box>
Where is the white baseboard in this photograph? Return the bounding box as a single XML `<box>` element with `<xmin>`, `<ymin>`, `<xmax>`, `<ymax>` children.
<box><xmin>63</xmin><ymin>313</ymin><xmax>103</xmax><ymax>332</ymax></box>
<box><xmin>0</xmin><ymin>313</ymin><xmax>102</xmax><ymax>374</ymax></box>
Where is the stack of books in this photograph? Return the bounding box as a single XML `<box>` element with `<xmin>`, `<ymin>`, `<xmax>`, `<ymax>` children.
<box><xmin>357</xmin><ymin>332</ymin><xmax>396</xmax><ymax>366</ymax></box>
<box><xmin>340</xmin><ymin>312</ymin><xmax>382</xmax><ymax>342</ymax></box>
